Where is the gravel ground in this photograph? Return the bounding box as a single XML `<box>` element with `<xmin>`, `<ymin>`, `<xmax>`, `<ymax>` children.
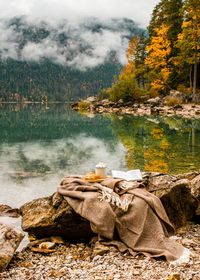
<box><xmin>0</xmin><ymin>224</ymin><xmax>199</xmax><ymax>280</ymax></box>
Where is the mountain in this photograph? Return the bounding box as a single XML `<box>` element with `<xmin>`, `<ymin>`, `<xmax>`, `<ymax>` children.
<box><xmin>0</xmin><ymin>17</ymin><xmax>145</xmax><ymax>102</ymax></box>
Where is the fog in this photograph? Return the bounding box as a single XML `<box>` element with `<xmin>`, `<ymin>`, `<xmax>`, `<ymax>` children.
<box><xmin>0</xmin><ymin>0</ymin><xmax>160</xmax><ymax>69</ymax></box>
<box><xmin>0</xmin><ymin>17</ymin><xmax>138</xmax><ymax>69</ymax></box>
<box><xmin>0</xmin><ymin>0</ymin><xmax>159</xmax><ymax>27</ymax></box>
<box><xmin>0</xmin><ymin>134</ymin><xmax>126</xmax><ymax>207</ymax></box>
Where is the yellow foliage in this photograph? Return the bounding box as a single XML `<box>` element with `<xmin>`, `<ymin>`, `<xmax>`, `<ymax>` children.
<box><xmin>145</xmin><ymin>24</ymin><xmax>171</xmax><ymax>92</ymax></box>
<box><xmin>120</xmin><ymin>36</ymin><xmax>138</xmax><ymax>79</ymax></box>
<box><xmin>160</xmin><ymin>138</ymin><xmax>169</xmax><ymax>149</ymax></box>
<box><xmin>166</xmin><ymin>97</ymin><xmax>182</xmax><ymax>107</ymax></box>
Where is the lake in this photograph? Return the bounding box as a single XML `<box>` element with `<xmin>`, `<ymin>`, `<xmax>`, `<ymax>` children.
<box><xmin>1</xmin><ymin>103</ymin><xmax>200</xmax><ymax>207</ymax></box>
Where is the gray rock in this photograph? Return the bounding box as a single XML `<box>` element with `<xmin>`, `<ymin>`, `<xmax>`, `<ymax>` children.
<box><xmin>190</xmin><ymin>174</ymin><xmax>200</xmax><ymax>199</ymax></box>
<box><xmin>147</xmin><ymin>173</ymin><xmax>177</xmax><ymax>192</ymax></box>
<box><xmin>146</xmin><ymin>97</ymin><xmax>161</xmax><ymax>105</ymax></box>
<box><xmin>190</xmin><ymin>174</ymin><xmax>200</xmax><ymax>219</ymax></box>
<box><xmin>0</xmin><ymin>222</ymin><xmax>25</xmax><ymax>271</ymax></box>
<box><xmin>117</xmin><ymin>99</ymin><xmax>124</xmax><ymax>104</ymax></box>
<box><xmin>86</xmin><ymin>96</ymin><xmax>96</xmax><ymax>103</ymax></box>
<box><xmin>93</xmin><ymin>242</ymin><xmax>110</xmax><ymax>256</ymax></box>
<box><xmin>146</xmin><ymin>174</ymin><xmax>198</xmax><ymax>228</ymax></box>
<box><xmin>20</xmin><ymin>192</ymin><xmax>93</xmax><ymax>240</ymax></box>
<box><xmin>0</xmin><ymin>205</ymin><xmax>21</xmax><ymax>218</ymax></box>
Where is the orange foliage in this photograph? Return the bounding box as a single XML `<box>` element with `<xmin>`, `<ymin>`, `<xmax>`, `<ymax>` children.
<box><xmin>145</xmin><ymin>24</ymin><xmax>171</xmax><ymax>91</ymax></box>
<box><xmin>119</xmin><ymin>36</ymin><xmax>139</xmax><ymax>80</ymax></box>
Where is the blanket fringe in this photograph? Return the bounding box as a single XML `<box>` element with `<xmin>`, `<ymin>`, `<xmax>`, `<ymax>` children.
<box><xmin>99</xmin><ymin>187</ymin><xmax>131</xmax><ymax>212</ymax></box>
<box><xmin>169</xmin><ymin>247</ymin><xmax>191</xmax><ymax>267</ymax></box>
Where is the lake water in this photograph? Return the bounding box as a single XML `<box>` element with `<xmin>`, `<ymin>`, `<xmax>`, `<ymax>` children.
<box><xmin>1</xmin><ymin>103</ymin><xmax>200</xmax><ymax>208</ymax></box>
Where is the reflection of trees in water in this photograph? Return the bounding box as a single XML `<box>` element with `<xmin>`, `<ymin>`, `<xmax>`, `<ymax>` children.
<box><xmin>55</xmin><ymin>142</ymin><xmax>91</xmax><ymax>170</ymax></box>
<box><xmin>14</xmin><ymin>150</ymin><xmax>51</xmax><ymax>173</ymax></box>
<box><xmin>110</xmin><ymin>115</ymin><xmax>200</xmax><ymax>174</ymax></box>
<box><xmin>143</xmin><ymin>128</ymin><xmax>172</xmax><ymax>173</ymax></box>
<box><xmin>6</xmin><ymin>135</ymin><xmax>121</xmax><ymax>179</ymax></box>
<box><xmin>0</xmin><ymin>104</ymin><xmax>113</xmax><ymax>142</ymax></box>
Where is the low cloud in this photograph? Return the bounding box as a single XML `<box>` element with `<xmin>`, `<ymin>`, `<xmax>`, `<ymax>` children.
<box><xmin>0</xmin><ymin>17</ymin><xmax>138</xmax><ymax>70</ymax></box>
<box><xmin>0</xmin><ymin>0</ymin><xmax>159</xmax><ymax>27</ymax></box>
<box><xmin>0</xmin><ymin>0</ymin><xmax>158</xmax><ymax>70</ymax></box>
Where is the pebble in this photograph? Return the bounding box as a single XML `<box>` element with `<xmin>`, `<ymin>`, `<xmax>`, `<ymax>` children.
<box><xmin>0</xmin><ymin>224</ymin><xmax>199</xmax><ymax>280</ymax></box>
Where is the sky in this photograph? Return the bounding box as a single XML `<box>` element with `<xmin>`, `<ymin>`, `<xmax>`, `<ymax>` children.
<box><xmin>0</xmin><ymin>0</ymin><xmax>160</xmax><ymax>69</ymax></box>
<box><xmin>0</xmin><ymin>0</ymin><xmax>159</xmax><ymax>27</ymax></box>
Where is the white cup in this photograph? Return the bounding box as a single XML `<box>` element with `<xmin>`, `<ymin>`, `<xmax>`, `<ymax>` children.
<box><xmin>95</xmin><ymin>167</ymin><xmax>106</xmax><ymax>178</ymax></box>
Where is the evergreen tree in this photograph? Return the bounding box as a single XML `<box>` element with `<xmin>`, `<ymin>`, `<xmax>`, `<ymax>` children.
<box><xmin>134</xmin><ymin>33</ymin><xmax>147</xmax><ymax>88</ymax></box>
<box><xmin>147</xmin><ymin>0</ymin><xmax>183</xmax><ymax>90</ymax></box>
<box><xmin>119</xmin><ymin>34</ymin><xmax>147</xmax><ymax>89</ymax></box>
<box><xmin>176</xmin><ymin>0</ymin><xmax>200</xmax><ymax>101</ymax></box>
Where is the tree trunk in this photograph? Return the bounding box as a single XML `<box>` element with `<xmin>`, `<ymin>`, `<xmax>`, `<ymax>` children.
<box><xmin>192</xmin><ymin>32</ymin><xmax>198</xmax><ymax>102</ymax></box>
<box><xmin>190</xmin><ymin>65</ymin><xmax>193</xmax><ymax>91</ymax></box>
<box><xmin>192</xmin><ymin>59</ymin><xmax>197</xmax><ymax>102</ymax></box>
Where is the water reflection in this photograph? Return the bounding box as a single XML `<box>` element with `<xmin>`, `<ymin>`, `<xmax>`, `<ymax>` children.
<box><xmin>0</xmin><ymin>104</ymin><xmax>200</xmax><ymax>207</ymax></box>
<box><xmin>110</xmin><ymin>114</ymin><xmax>200</xmax><ymax>174</ymax></box>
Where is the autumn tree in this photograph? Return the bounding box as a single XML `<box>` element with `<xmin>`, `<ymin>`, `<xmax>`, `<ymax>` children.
<box><xmin>147</xmin><ymin>0</ymin><xmax>183</xmax><ymax>89</ymax></box>
<box><xmin>176</xmin><ymin>0</ymin><xmax>200</xmax><ymax>101</ymax></box>
<box><xmin>119</xmin><ymin>34</ymin><xmax>147</xmax><ymax>88</ymax></box>
<box><xmin>145</xmin><ymin>24</ymin><xmax>171</xmax><ymax>92</ymax></box>
<box><xmin>119</xmin><ymin>36</ymin><xmax>139</xmax><ymax>79</ymax></box>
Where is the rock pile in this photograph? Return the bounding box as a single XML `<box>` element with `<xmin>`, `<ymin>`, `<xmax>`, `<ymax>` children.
<box><xmin>71</xmin><ymin>96</ymin><xmax>200</xmax><ymax>118</ymax></box>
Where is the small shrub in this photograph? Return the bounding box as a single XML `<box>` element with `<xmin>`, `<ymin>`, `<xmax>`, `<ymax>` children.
<box><xmin>109</xmin><ymin>75</ymin><xmax>143</xmax><ymax>102</ymax></box>
<box><xmin>78</xmin><ymin>102</ymin><xmax>91</xmax><ymax>109</ymax></box>
<box><xmin>148</xmin><ymin>88</ymin><xmax>160</xmax><ymax>98</ymax></box>
<box><xmin>166</xmin><ymin>97</ymin><xmax>182</xmax><ymax>107</ymax></box>
<box><xmin>177</xmin><ymin>84</ymin><xmax>191</xmax><ymax>94</ymax></box>
<box><xmin>97</xmin><ymin>89</ymin><xmax>110</xmax><ymax>101</ymax></box>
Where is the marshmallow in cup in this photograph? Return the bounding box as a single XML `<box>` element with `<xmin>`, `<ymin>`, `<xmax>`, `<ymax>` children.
<box><xmin>95</xmin><ymin>162</ymin><xmax>106</xmax><ymax>178</ymax></box>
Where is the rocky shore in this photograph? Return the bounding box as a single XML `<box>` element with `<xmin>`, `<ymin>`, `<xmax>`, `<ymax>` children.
<box><xmin>0</xmin><ymin>171</ymin><xmax>200</xmax><ymax>279</ymax></box>
<box><xmin>0</xmin><ymin>223</ymin><xmax>200</xmax><ymax>280</ymax></box>
<box><xmin>71</xmin><ymin>96</ymin><xmax>200</xmax><ymax>119</ymax></box>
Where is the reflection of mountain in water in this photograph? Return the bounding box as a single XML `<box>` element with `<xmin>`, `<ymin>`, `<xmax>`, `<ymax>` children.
<box><xmin>0</xmin><ymin>103</ymin><xmax>114</xmax><ymax>142</ymax></box>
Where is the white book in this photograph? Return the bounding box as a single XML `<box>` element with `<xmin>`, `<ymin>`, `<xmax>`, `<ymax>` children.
<box><xmin>111</xmin><ymin>169</ymin><xmax>142</xmax><ymax>181</ymax></box>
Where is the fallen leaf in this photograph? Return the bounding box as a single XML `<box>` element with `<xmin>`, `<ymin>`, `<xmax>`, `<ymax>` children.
<box><xmin>21</xmin><ymin>262</ymin><xmax>31</xmax><ymax>268</ymax></box>
<box><xmin>168</xmin><ymin>274</ymin><xmax>181</xmax><ymax>280</ymax></box>
<box><xmin>30</xmin><ymin>247</ymin><xmax>55</xmax><ymax>254</ymax></box>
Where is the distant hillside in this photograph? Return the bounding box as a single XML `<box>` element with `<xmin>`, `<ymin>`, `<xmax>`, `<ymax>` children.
<box><xmin>0</xmin><ymin>17</ymin><xmax>145</xmax><ymax>102</ymax></box>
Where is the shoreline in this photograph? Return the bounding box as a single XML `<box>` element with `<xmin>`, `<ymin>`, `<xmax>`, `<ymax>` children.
<box><xmin>0</xmin><ymin>101</ymin><xmax>73</xmax><ymax>104</ymax></box>
<box><xmin>71</xmin><ymin>97</ymin><xmax>200</xmax><ymax>119</ymax></box>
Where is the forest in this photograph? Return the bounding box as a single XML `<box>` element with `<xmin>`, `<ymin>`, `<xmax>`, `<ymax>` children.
<box><xmin>0</xmin><ymin>17</ymin><xmax>144</xmax><ymax>102</ymax></box>
<box><xmin>0</xmin><ymin>58</ymin><xmax>122</xmax><ymax>102</ymax></box>
<box><xmin>99</xmin><ymin>0</ymin><xmax>200</xmax><ymax>104</ymax></box>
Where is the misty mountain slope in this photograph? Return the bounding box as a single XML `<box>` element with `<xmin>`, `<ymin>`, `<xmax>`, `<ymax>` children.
<box><xmin>0</xmin><ymin>17</ymin><xmax>145</xmax><ymax>101</ymax></box>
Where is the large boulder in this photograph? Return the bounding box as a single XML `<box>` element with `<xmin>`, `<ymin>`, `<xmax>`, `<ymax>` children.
<box><xmin>145</xmin><ymin>97</ymin><xmax>161</xmax><ymax>106</ymax></box>
<box><xmin>20</xmin><ymin>192</ymin><xmax>93</xmax><ymax>240</ymax></box>
<box><xmin>190</xmin><ymin>174</ymin><xmax>200</xmax><ymax>199</ymax></box>
<box><xmin>0</xmin><ymin>223</ymin><xmax>25</xmax><ymax>271</ymax></box>
<box><xmin>20</xmin><ymin>173</ymin><xmax>199</xmax><ymax>239</ymax></box>
<box><xmin>144</xmin><ymin>173</ymin><xmax>198</xmax><ymax>228</ymax></box>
